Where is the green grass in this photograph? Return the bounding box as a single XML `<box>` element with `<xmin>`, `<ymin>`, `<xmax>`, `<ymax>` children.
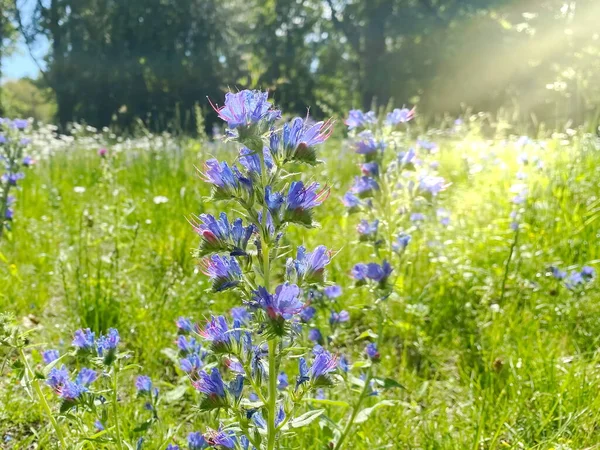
<box><xmin>2</xmin><ymin>126</ymin><xmax>600</xmax><ymax>449</ymax></box>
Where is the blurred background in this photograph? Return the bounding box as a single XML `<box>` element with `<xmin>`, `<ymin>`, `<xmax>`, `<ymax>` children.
<box><xmin>1</xmin><ymin>0</ymin><xmax>599</xmax><ymax>131</ymax></box>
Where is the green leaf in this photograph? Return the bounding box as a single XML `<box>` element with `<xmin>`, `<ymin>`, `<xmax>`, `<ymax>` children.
<box><xmin>381</xmin><ymin>378</ymin><xmax>405</xmax><ymax>390</ymax></box>
<box><xmin>303</xmin><ymin>398</ymin><xmax>350</xmax><ymax>408</ymax></box>
<box><xmin>290</xmin><ymin>409</ymin><xmax>325</xmax><ymax>428</ymax></box>
<box><xmin>163</xmin><ymin>385</ymin><xmax>189</xmax><ymax>403</ymax></box>
<box><xmin>354</xmin><ymin>400</ymin><xmax>396</xmax><ymax>424</ymax></box>
<box><xmin>354</xmin><ymin>330</ymin><xmax>378</xmax><ymax>341</ymax></box>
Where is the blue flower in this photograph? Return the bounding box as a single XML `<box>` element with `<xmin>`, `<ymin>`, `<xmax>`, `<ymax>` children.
<box><xmin>393</xmin><ymin>234</ymin><xmax>411</xmax><ymax>252</ymax></box>
<box><xmin>316</xmin><ymin>388</ymin><xmax>326</xmax><ymax>400</ymax></box>
<box><xmin>211</xmin><ymin>90</ymin><xmax>280</xmax><ymax>130</ymax></box>
<box><xmin>199</xmin><ymin>315</ymin><xmax>232</xmax><ymax>352</ymax></box>
<box><xmin>310</xmin><ymin>348</ymin><xmax>338</xmax><ymax>385</ymax></box>
<box><xmin>410</xmin><ymin>213</ymin><xmax>425</xmax><ymax>222</ymax></box>
<box><xmin>289</xmin><ymin>245</ymin><xmax>330</xmax><ymax>284</ymax></box>
<box><xmin>351</xmin><ymin>263</ymin><xmax>369</xmax><ymax>281</ymax></box>
<box><xmin>204</xmin><ymin>426</ymin><xmax>236</xmax><ymax>448</ymax></box>
<box><xmin>352</xmin><ymin>261</ymin><xmax>393</xmax><ymax>285</ymax></box>
<box><xmin>345</xmin><ymin>110</ymin><xmax>376</xmax><ymax>130</ymax></box>
<box><xmin>201</xmin><ymin>159</ymin><xmax>253</xmax><ymax>201</ymax></box>
<box><xmin>238</xmin><ymin>146</ymin><xmax>274</xmax><ymax>177</ymax></box>
<box><xmin>265</xmin><ymin>186</ymin><xmax>284</xmax><ymax>216</ymax></box>
<box><xmin>42</xmin><ymin>349</ymin><xmax>60</xmax><ymax>364</ymax></box>
<box><xmin>342</xmin><ymin>192</ymin><xmax>362</xmax><ymax>212</ymax></box>
<box><xmin>22</xmin><ymin>156</ymin><xmax>34</xmax><ymax>167</ymax></box>
<box><xmin>277</xmin><ymin>371</ymin><xmax>289</xmax><ymax>390</ymax></box>
<box><xmin>329</xmin><ymin>310</ymin><xmax>350</xmax><ymax>325</ymax></box>
<box><xmin>231</xmin><ymin>307</ymin><xmax>250</xmax><ymax>324</ymax></box>
<box><xmin>300</xmin><ymin>306</ymin><xmax>316</xmax><ymax>322</ymax></box>
<box><xmin>94</xmin><ymin>420</ymin><xmax>105</xmax><ymax>431</ymax></box>
<box><xmin>360</xmin><ymin>162</ymin><xmax>379</xmax><ymax>177</ymax></box>
<box><xmin>194</xmin><ymin>213</ymin><xmax>255</xmax><ymax>257</ymax></box>
<box><xmin>582</xmin><ymin>266</ymin><xmax>595</xmax><ymax>279</ymax></box>
<box><xmin>416</xmin><ymin>139</ymin><xmax>438</xmax><ymax>152</ymax></box>
<box><xmin>97</xmin><ymin>328</ymin><xmax>120</xmax><ymax>363</ymax></box>
<box><xmin>350</xmin><ymin>176</ymin><xmax>379</xmax><ymax>198</ymax></box>
<box><xmin>251</xmin><ymin>283</ymin><xmax>304</xmax><ymax>321</ymax></box>
<box><xmin>228</xmin><ymin>375</ymin><xmax>244</xmax><ymax>401</ymax></box>
<box><xmin>188</xmin><ymin>431</ymin><xmax>208</xmax><ymax>450</ymax></box>
<box><xmin>272</xmin><ymin>116</ymin><xmax>333</xmax><ymax>165</ymax></box>
<box><xmin>180</xmin><ymin>354</ymin><xmax>203</xmax><ymax>376</ymax></box>
<box><xmin>200</xmin><ymin>255</ymin><xmax>242</xmax><ymax>292</ymax></box>
<box><xmin>46</xmin><ymin>366</ymin><xmax>70</xmax><ymax>392</ymax></box>
<box><xmin>284</xmin><ymin>181</ymin><xmax>328</xmax><ymax>226</ymax></box>
<box><xmin>1</xmin><ymin>172</ymin><xmax>25</xmax><ymax>186</ymax></box>
<box><xmin>324</xmin><ymin>285</ymin><xmax>342</xmax><ymax>299</ymax></box>
<box><xmin>418</xmin><ymin>175</ymin><xmax>446</xmax><ymax>196</ymax></box>
<box><xmin>135</xmin><ymin>376</ymin><xmax>153</xmax><ymax>394</ymax></box>
<box><xmin>72</xmin><ymin>328</ymin><xmax>95</xmax><ymax>351</ymax></box>
<box><xmin>194</xmin><ymin>368</ymin><xmax>227</xmax><ymax>408</ymax></box>
<box><xmin>357</xmin><ymin>219</ymin><xmax>378</xmax><ymax>241</ymax></box>
<box><xmin>354</xmin><ymin>131</ymin><xmax>385</xmax><ymax>156</ymax></box>
<box><xmin>308</xmin><ymin>328</ymin><xmax>323</xmax><ymax>344</ymax></box>
<box><xmin>175</xmin><ymin>317</ymin><xmax>195</xmax><ymax>334</ymax></box>
<box><xmin>338</xmin><ymin>355</ymin><xmax>350</xmax><ymax>372</ymax></box>
<box><xmin>386</xmin><ymin>107</ymin><xmax>415</xmax><ymax>125</ymax></box>
<box><xmin>10</xmin><ymin>119</ymin><xmax>29</xmax><ymax>129</ymax></box>
<box><xmin>365</xmin><ymin>343</ymin><xmax>380</xmax><ymax>361</ymax></box>
<box><xmin>549</xmin><ymin>266</ymin><xmax>566</xmax><ymax>280</ymax></box>
<box><xmin>296</xmin><ymin>357</ymin><xmax>310</xmax><ymax>388</ymax></box>
<box><xmin>75</xmin><ymin>368</ymin><xmax>98</xmax><ymax>386</ymax></box>
<box><xmin>398</xmin><ymin>148</ymin><xmax>417</xmax><ymax>165</ymax></box>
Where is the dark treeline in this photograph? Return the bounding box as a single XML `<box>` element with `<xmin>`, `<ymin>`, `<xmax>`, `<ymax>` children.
<box><xmin>4</xmin><ymin>0</ymin><xmax>600</xmax><ymax>131</ymax></box>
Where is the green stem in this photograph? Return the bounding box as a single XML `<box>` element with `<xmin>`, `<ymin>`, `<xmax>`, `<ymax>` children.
<box><xmin>267</xmin><ymin>338</ymin><xmax>278</xmax><ymax>450</ymax></box>
<box><xmin>19</xmin><ymin>348</ymin><xmax>68</xmax><ymax>449</ymax></box>
<box><xmin>111</xmin><ymin>366</ymin><xmax>124</xmax><ymax>450</ymax></box>
<box><xmin>333</xmin><ymin>366</ymin><xmax>373</xmax><ymax>450</ymax></box>
<box><xmin>499</xmin><ymin>228</ymin><xmax>519</xmax><ymax>304</ymax></box>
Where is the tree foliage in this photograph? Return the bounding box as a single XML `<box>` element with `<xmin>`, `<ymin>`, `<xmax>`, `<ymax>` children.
<box><xmin>9</xmin><ymin>0</ymin><xmax>600</xmax><ymax>129</ymax></box>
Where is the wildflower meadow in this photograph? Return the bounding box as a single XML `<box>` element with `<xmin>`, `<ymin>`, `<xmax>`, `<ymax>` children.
<box><xmin>1</xmin><ymin>90</ymin><xmax>600</xmax><ymax>450</ymax></box>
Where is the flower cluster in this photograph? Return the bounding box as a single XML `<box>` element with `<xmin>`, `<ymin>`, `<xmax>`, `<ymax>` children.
<box><xmin>0</xmin><ymin>118</ymin><xmax>35</xmax><ymax>238</ymax></box>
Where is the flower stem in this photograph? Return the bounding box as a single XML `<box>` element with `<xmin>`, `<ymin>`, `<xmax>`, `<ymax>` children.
<box><xmin>333</xmin><ymin>366</ymin><xmax>373</xmax><ymax>450</ymax></box>
<box><xmin>267</xmin><ymin>338</ymin><xmax>278</xmax><ymax>450</ymax></box>
<box><xmin>18</xmin><ymin>348</ymin><xmax>68</xmax><ymax>449</ymax></box>
<box><xmin>111</xmin><ymin>365</ymin><xmax>125</xmax><ymax>450</ymax></box>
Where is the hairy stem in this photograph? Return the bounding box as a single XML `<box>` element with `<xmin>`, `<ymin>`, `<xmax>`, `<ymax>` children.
<box><xmin>111</xmin><ymin>366</ymin><xmax>124</xmax><ymax>450</ymax></box>
<box><xmin>267</xmin><ymin>338</ymin><xmax>278</xmax><ymax>450</ymax></box>
<box><xmin>19</xmin><ymin>348</ymin><xmax>68</xmax><ymax>449</ymax></box>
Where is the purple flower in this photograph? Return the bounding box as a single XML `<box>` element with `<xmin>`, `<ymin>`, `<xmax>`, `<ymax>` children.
<box><xmin>324</xmin><ymin>285</ymin><xmax>342</xmax><ymax>299</ymax></box>
<box><xmin>354</xmin><ymin>131</ymin><xmax>386</xmax><ymax>156</ymax></box>
<box><xmin>180</xmin><ymin>354</ymin><xmax>203</xmax><ymax>376</ymax></box>
<box><xmin>176</xmin><ymin>317</ymin><xmax>195</xmax><ymax>334</ymax></box>
<box><xmin>194</xmin><ymin>213</ymin><xmax>255</xmax><ymax>256</ymax></box>
<box><xmin>290</xmin><ymin>245</ymin><xmax>330</xmax><ymax>283</ymax></box>
<box><xmin>199</xmin><ymin>315</ymin><xmax>232</xmax><ymax>351</ymax></box>
<box><xmin>418</xmin><ymin>175</ymin><xmax>446</xmax><ymax>196</ymax></box>
<box><xmin>393</xmin><ymin>234</ymin><xmax>411</xmax><ymax>252</ymax></box>
<box><xmin>60</xmin><ymin>381</ymin><xmax>87</xmax><ymax>400</ymax></box>
<box><xmin>96</xmin><ymin>328</ymin><xmax>120</xmax><ymax>358</ymax></box>
<box><xmin>251</xmin><ymin>283</ymin><xmax>304</xmax><ymax>321</ymax></box>
<box><xmin>201</xmin><ymin>159</ymin><xmax>252</xmax><ymax>200</ymax></box>
<box><xmin>549</xmin><ymin>266</ymin><xmax>566</xmax><ymax>280</ymax></box>
<box><xmin>211</xmin><ymin>90</ymin><xmax>280</xmax><ymax>130</ymax></box>
<box><xmin>310</xmin><ymin>348</ymin><xmax>338</xmax><ymax>383</ymax></box>
<box><xmin>277</xmin><ymin>371</ymin><xmax>289</xmax><ymax>389</ymax></box>
<box><xmin>386</xmin><ymin>107</ymin><xmax>415</xmax><ymax>126</ymax></box>
<box><xmin>204</xmin><ymin>426</ymin><xmax>236</xmax><ymax>448</ymax></box>
<box><xmin>410</xmin><ymin>213</ymin><xmax>425</xmax><ymax>222</ymax></box>
<box><xmin>338</xmin><ymin>355</ymin><xmax>350</xmax><ymax>372</ymax></box>
<box><xmin>581</xmin><ymin>266</ymin><xmax>595</xmax><ymax>279</ymax></box>
<box><xmin>350</xmin><ymin>176</ymin><xmax>379</xmax><ymax>198</ymax></box>
<box><xmin>238</xmin><ymin>146</ymin><xmax>274</xmax><ymax>176</ymax></box>
<box><xmin>98</xmin><ymin>148</ymin><xmax>108</xmax><ymax>157</ymax></box>
<box><xmin>342</xmin><ymin>192</ymin><xmax>361</xmax><ymax>211</ymax></box>
<box><xmin>265</xmin><ymin>186</ymin><xmax>284</xmax><ymax>215</ymax></box>
<box><xmin>177</xmin><ymin>335</ymin><xmax>202</xmax><ymax>354</ymax></box>
<box><xmin>398</xmin><ymin>148</ymin><xmax>417</xmax><ymax>165</ymax></box>
<box><xmin>273</xmin><ymin>116</ymin><xmax>333</xmax><ymax>165</ymax></box>
<box><xmin>416</xmin><ymin>139</ymin><xmax>438</xmax><ymax>152</ymax></box>
<box><xmin>200</xmin><ymin>255</ymin><xmax>242</xmax><ymax>292</ymax></box>
<box><xmin>351</xmin><ymin>263</ymin><xmax>369</xmax><ymax>281</ymax></box>
<box><xmin>194</xmin><ymin>368</ymin><xmax>226</xmax><ymax>398</ymax></box>
<box><xmin>329</xmin><ymin>310</ymin><xmax>350</xmax><ymax>325</ymax></box>
<box><xmin>300</xmin><ymin>306</ymin><xmax>316</xmax><ymax>322</ymax></box>
<box><xmin>345</xmin><ymin>110</ymin><xmax>376</xmax><ymax>130</ymax></box>
<box><xmin>94</xmin><ymin>420</ymin><xmax>105</xmax><ymax>431</ymax></box>
<box><xmin>361</xmin><ymin>162</ymin><xmax>379</xmax><ymax>177</ymax></box>
<box><xmin>2</xmin><ymin>172</ymin><xmax>25</xmax><ymax>186</ymax></box>
<box><xmin>316</xmin><ymin>388</ymin><xmax>326</xmax><ymax>400</ymax></box>
<box><xmin>284</xmin><ymin>181</ymin><xmax>328</xmax><ymax>226</ymax></box>
<box><xmin>308</xmin><ymin>328</ymin><xmax>323</xmax><ymax>344</ymax></box>
<box><xmin>75</xmin><ymin>368</ymin><xmax>97</xmax><ymax>386</ymax></box>
<box><xmin>357</xmin><ymin>219</ymin><xmax>378</xmax><ymax>241</ymax></box>
<box><xmin>365</xmin><ymin>343</ymin><xmax>380</xmax><ymax>361</ymax></box>
<box><xmin>188</xmin><ymin>432</ymin><xmax>208</xmax><ymax>450</ymax></box>
<box><xmin>296</xmin><ymin>357</ymin><xmax>310</xmax><ymax>388</ymax></box>
<box><xmin>72</xmin><ymin>328</ymin><xmax>95</xmax><ymax>350</ymax></box>
<box><xmin>5</xmin><ymin>208</ymin><xmax>13</xmax><ymax>220</ymax></box>
<box><xmin>228</xmin><ymin>374</ymin><xmax>244</xmax><ymax>401</ymax></box>
<box><xmin>22</xmin><ymin>156</ymin><xmax>34</xmax><ymax>167</ymax></box>
<box><xmin>366</xmin><ymin>261</ymin><xmax>393</xmax><ymax>282</ymax></box>
<box><xmin>42</xmin><ymin>349</ymin><xmax>60</xmax><ymax>364</ymax></box>
<box><xmin>231</xmin><ymin>307</ymin><xmax>250</xmax><ymax>324</ymax></box>
<box><xmin>135</xmin><ymin>376</ymin><xmax>153</xmax><ymax>394</ymax></box>
<box><xmin>46</xmin><ymin>366</ymin><xmax>70</xmax><ymax>393</ymax></box>
<box><xmin>11</xmin><ymin>119</ymin><xmax>29</xmax><ymax>129</ymax></box>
